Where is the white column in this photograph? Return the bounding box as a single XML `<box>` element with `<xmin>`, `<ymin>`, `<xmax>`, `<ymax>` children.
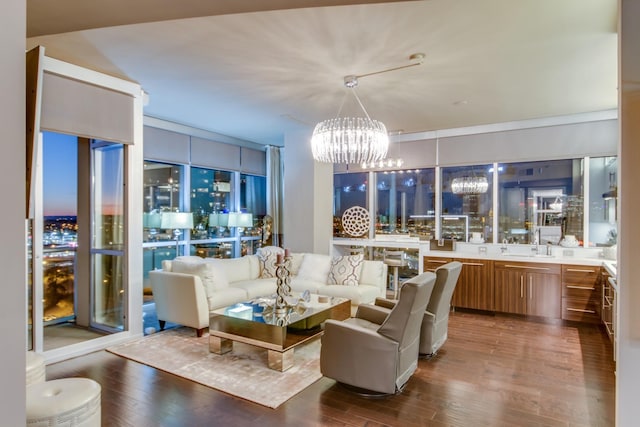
<box><xmin>1</xmin><ymin>0</ymin><xmax>26</xmax><ymax>424</ymax></box>
<box><xmin>618</xmin><ymin>1</ymin><xmax>640</xmax><ymax>424</ymax></box>
<box><xmin>283</xmin><ymin>130</ymin><xmax>333</xmax><ymax>254</ymax></box>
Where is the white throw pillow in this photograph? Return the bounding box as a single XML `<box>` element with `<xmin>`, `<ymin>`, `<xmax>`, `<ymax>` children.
<box><xmin>327</xmin><ymin>254</ymin><xmax>364</xmax><ymax>286</ymax></box>
<box><xmin>256</xmin><ymin>246</ymin><xmax>284</xmax><ymax>278</ymax></box>
<box><xmin>289</xmin><ymin>253</ymin><xmax>305</xmax><ymax>276</ymax></box>
<box><xmin>296</xmin><ymin>253</ymin><xmax>332</xmax><ymax>284</ymax></box>
<box><xmin>171</xmin><ymin>260</ymin><xmax>229</xmax><ymax>297</ymax></box>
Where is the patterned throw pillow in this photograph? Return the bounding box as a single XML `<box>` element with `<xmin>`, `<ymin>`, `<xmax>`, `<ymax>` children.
<box><xmin>256</xmin><ymin>246</ymin><xmax>285</xmax><ymax>278</ymax></box>
<box><xmin>327</xmin><ymin>254</ymin><xmax>364</xmax><ymax>286</ymax></box>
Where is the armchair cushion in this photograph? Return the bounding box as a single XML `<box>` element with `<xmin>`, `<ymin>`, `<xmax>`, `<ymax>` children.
<box><xmin>327</xmin><ymin>254</ymin><xmax>364</xmax><ymax>286</ymax></box>
<box><xmin>354</xmin><ymin>303</ymin><xmax>390</xmax><ymax>325</ymax></box>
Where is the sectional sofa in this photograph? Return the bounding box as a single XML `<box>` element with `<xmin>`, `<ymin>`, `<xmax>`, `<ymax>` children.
<box><xmin>149</xmin><ymin>247</ymin><xmax>388</xmax><ymax>336</ymax></box>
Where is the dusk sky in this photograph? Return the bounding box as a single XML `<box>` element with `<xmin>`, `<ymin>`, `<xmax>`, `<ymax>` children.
<box><xmin>43</xmin><ymin>131</ymin><xmax>77</xmax><ymax>216</ymax></box>
<box><xmin>43</xmin><ymin>131</ymin><xmax>123</xmax><ymax>217</ymax></box>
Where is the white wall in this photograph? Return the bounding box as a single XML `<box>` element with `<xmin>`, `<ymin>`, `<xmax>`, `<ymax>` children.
<box><xmin>283</xmin><ymin>129</ymin><xmax>333</xmax><ymax>254</ymax></box>
<box><xmin>0</xmin><ymin>0</ymin><xmax>26</xmax><ymax>423</ymax></box>
<box><xmin>617</xmin><ymin>1</ymin><xmax>640</xmax><ymax>425</ymax></box>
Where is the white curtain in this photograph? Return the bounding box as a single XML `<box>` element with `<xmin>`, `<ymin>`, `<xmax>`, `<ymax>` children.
<box><xmin>266</xmin><ymin>146</ymin><xmax>284</xmax><ymax>246</ymax></box>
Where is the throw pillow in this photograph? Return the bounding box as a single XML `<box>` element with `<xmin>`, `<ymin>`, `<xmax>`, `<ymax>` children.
<box><xmin>289</xmin><ymin>253</ymin><xmax>305</xmax><ymax>276</ymax></box>
<box><xmin>327</xmin><ymin>254</ymin><xmax>364</xmax><ymax>286</ymax></box>
<box><xmin>296</xmin><ymin>253</ymin><xmax>332</xmax><ymax>284</ymax></box>
<box><xmin>171</xmin><ymin>260</ymin><xmax>229</xmax><ymax>297</ymax></box>
<box><xmin>256</xmin><ymin>246</ymin><xmax>284</xmax><ymax>278</ymax></box>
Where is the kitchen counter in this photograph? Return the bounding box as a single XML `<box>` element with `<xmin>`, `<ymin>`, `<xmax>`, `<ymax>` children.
<box><xmin>332</xmin><ymin>238</ymin><xmax>613</xmax><ymax>269</ymax></box>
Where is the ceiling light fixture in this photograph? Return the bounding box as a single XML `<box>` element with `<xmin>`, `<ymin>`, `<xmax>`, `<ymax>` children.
<box><xmin>311</xmin><ymin>53</ymin><xmax>425</xmax><ymax>164</ymax></box>
<box><xmin>311</xmin><ymin>75</ymin><xmax>389</xmax><ymax>164</ymax></box>
<box><xmin>451</xmin><ymin>176</ymin><xmax>489</xmax><ymax>195</ymax></box>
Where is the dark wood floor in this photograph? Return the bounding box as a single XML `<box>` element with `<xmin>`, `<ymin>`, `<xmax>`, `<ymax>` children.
<box><xmin>46</xmin><ymin>311</ymin><xmax>615</xmax><ymax>427</ymax></box>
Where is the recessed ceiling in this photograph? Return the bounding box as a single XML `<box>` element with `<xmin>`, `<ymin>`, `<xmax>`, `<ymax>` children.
<box><xmin>26</xmin><ymin>0</ymin><xmax>618</xmax><ymax>147</ymax></box>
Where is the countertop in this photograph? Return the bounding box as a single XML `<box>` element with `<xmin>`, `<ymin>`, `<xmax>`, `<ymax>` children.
<box><xmin>332</xmin><ymin>238</ymin><xmax>615</xmax><ymax>267</ymax></box>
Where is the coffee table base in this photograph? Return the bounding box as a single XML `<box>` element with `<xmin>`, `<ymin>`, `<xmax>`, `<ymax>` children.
<box><xmin>268</xmin><ymin>348</ymin><xmax>294</xmax><ymax>372</ymax></box>
<box><xmin>209</xmin><ymin>336</ymin><xmax>233</xmax><ymax>355</ymax></box>
<box><xmin>209</xmin><ymin>335</ymin><xmax>296</xmax><ymax>371</ymax></box>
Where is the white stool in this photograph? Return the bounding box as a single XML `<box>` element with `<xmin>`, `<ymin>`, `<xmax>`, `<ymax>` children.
<box><xmin>26</xmin><ymin>351</ymin><xmax>46</xmax><ymax>385</ymax></box>
<box><xmin>27</xmin><ymin>378</ymin><xmax>101</xmax><ymax>427</ymax></box>
<box><xmin>383</xmin><ymin>250</ymin><xmax>408</xmax><ymax>299</ymax></box>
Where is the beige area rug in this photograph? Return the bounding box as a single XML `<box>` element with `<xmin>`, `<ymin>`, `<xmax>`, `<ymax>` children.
<box><xmin>106</xmin><ymin>327</ymin><xmax>322</xmax><ymax>408</ymax></box>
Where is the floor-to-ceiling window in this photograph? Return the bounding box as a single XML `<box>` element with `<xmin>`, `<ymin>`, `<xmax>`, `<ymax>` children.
<box><xmin>333</xmin><ymin>172</ymin><xmax>368</xmax><ymax>237</ymax></box>
<box><xmin>41</xmin><ymin>132</ymin><xmax>77</xmax><ymax>330</ymax></box>
<box><xmin>35</xmin><ymin>132</ymin><xmax>127</xmax><ymax>351</ymax></box>
<box><xmin>375</xmin><ymin>168</ymin><xmax>436</xmax><ymax>238</ymax></box>
<box><xmin>498</xmin><ymin>159</ymin><xmax>583</xmax><ymax>245</ymax></box>
<box><xmin>333</xmin><ymin>156</ymin><xmax>614</xmax><ymax>248</ymax></box>
<box><xmin>442</xmin><ymin>165</ymin><xmax>494</xmax><ymax>242</ymax></box>
<box><xmin>91</xmin><ymin>141</ymin><xmax>126</xmax><ymax>331</ymax></box>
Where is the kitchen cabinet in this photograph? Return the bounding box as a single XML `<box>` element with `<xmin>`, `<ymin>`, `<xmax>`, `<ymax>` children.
<box><xmin>451</xmin><ymin>258</ymin><xmax>494</xmax><ymax>311</ymax></box>
<box><xmin>494</xmin><ymin>261</ymin><xmax>561</xmax><ymax>319</ymax></box>
<box><xmin>561</xmin><ymin>265</ymin><xmax>601</xmax><ymax>323</ymax></box>
<box><xmin>601</xmin><ymin>268</ymin><xmax>615</xmax><ymax>344</ymax></box>
<box><xmin>423</xmin><ymin>256</ymin><xmax>453</xmax><ymax>273</ymax></box>
<box><xmin>423</xmin><ymin>256</ymin><xmax>493</xmax><ymax>311</ymax></box>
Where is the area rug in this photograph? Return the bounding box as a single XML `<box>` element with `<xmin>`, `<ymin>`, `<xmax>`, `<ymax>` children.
<box><xmin>106</xmin><ymin>327</ymin><xmax>322</xmax><ymax>408</ymax></box>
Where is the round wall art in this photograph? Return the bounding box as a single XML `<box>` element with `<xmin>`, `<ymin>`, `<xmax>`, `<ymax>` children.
<box><xmin>341</xmin><ymin>206</ymin><xmax>371</xmax><ymax>237</ymax></box>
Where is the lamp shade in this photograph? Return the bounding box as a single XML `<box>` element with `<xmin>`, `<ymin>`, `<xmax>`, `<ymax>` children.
<box><xmin>226</xmin><ymin>212</ymin><xmax>239</xmax><ymax>227</ymax></box>
<box><xmin>208</xmin><ymin>213</ymin><xmax>220</xmax><ymax>227</ymax></box>
<box><xmin>143</xmin><ymin>212</ymin><xmax>162</xmax><ymax>228</ymax></box>
<box><xmin>160</xmin><ymin>212</ymin><xmax>194</xmax><ymax>230</ymax></box>
<box><xmin>218</xmin><ymin>213</ymin><xmax>230</xmax><ymax>227</ymax></box>
<box><xmin>237</xmin><ymin>213</ymin><xmax>253</xmax><ymax>228</ymax></box>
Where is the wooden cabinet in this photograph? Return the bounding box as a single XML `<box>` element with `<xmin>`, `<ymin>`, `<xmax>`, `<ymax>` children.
<box><xmin>423</xmin><ymin>256</ymin><xmax>494</xmax><ymax>311</ymax></box>
<box><xmin>494</xmin><ymin>261</ymin><xmax>561</xmax><ymax>319</ymax></box>
<box><xmin>452</xmin><ymin>258</ymin><xmax>494</xmax><ymax>311</ymax></box>
<box><xmin>561</xmin><ymin>265</ymin><xmax>601</xmax><ymax>323</ymax></box>
<box><xmin>423</xmin><ymin>256</ymin><xmax>453</xmax><ymax>272</ymax></box>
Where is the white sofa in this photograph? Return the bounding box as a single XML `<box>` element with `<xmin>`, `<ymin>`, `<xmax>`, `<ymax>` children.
<box><xmin>149</xmin><ymin>249</ymin><xmax>388</xmax><ymax>336</ymax></box>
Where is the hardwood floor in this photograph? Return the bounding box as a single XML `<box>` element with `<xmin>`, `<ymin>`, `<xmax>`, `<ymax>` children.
<box><xmin>46</xmin><ymin>311</ymin><xmax>615</xmax><ymax>426</ymax></box>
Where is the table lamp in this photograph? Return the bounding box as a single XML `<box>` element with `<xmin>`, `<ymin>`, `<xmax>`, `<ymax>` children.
<box><xmin>160</xmin><ymin>212</ymin><xmax>194</xmax><ymax>253</ymax></box>
<box><xmin>209</xmin><ymin>213</ymin><xmax>221</xmax><ymax>237</ymax></box>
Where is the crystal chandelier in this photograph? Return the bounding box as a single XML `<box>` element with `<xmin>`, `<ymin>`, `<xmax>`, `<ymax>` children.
<box><xmin>311</xmin><ymin>75</ymin><xmax>389</xmax><ymax>164</ymax></box>
<box><xmin>451</xmin><ymin>175</ymin><xmax>489</xmax><ymax>194</ymax></box>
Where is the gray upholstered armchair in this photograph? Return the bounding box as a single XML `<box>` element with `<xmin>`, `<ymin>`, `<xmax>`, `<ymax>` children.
<box><xmin>376</xmin><ymin>261</ymin><xmax>462</xmax><ymax>357</ymax></box>
<box><xmin>319</xmin><ymin>272</ymin><xmax>437</xmax><ymax>395</ymax></box>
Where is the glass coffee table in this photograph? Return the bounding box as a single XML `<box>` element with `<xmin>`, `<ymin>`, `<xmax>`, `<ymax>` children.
<box><xmin>209</xmin><ymin>294</ymin><xmax>350</xmax><ymax>371</ymax></box>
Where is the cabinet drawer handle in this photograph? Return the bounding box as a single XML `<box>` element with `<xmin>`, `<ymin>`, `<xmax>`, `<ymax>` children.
<box><xmin>520</xmin><ymin>276</ymin><xmax>524</xmax><ymax>299</ymax></box>
<box><xmin>426</xmin><ymin>260</ymin><xmax>448</xmax><ymax>264</ymax></box>
<box><xmin>566</xmin><ymin>268</ymin><xmax>596</xmax><ymax>273</ymax></box>
<box><xmin>567</xmin><ymin>308</ymin><xmax>596</xmax><ymax>314</ymax></box>
<box><xmin>503</xmin><ymin>264</ymin><xmax>550</xmax><ymax>271</ymax></box>
<box><xmin>461</xmin><ymin>262</ymin><xmax>484</xmax><ymax>266</ymax></box>
<box><xmin>566</xmin><ymin>285</ymin><xmax>595</xmax><ymax>291</ymax></box>
<box><xmin>529</xmin><ymin>276</ymin><xmax>532</xmax><ymax>299</ymax></box>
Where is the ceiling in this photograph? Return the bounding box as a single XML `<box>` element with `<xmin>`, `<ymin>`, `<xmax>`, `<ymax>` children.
<box><xmin>26</xmin><ymin>0</ymin><xmax>619</xmax><ymax>147</ymax></box>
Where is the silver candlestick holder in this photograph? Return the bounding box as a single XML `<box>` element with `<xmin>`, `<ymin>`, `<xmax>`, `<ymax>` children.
<box><xmin>274</xmin><ymin>254</ymin><xmax>292</xmax><ymax>315</ymax></box>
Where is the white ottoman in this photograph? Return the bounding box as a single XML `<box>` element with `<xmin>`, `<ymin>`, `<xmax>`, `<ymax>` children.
<box><xmin>26</xmin><ymin>351</ymin><xmax>46</xmax><ymax>385</ymax></box>
<box><xmin>26</xmin><ymin>378</ymin><xmax>101</xmax><ymax>427</ymax></box>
